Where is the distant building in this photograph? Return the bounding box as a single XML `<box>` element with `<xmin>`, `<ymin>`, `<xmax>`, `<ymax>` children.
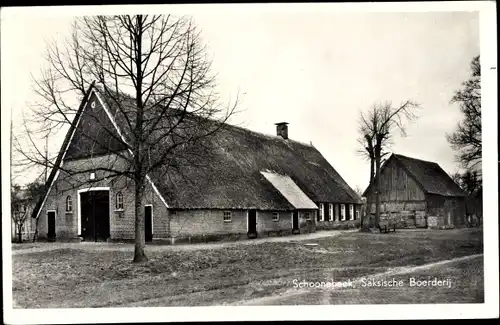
<box><xmin>31</xmin><ymin>84</ymin><xmax>361</xmax><ymax>243</ymax></box>
<box><xmin>363</xmin><ymin>153</ymin><xmax>467</xmax><ymax>229</ymax></box>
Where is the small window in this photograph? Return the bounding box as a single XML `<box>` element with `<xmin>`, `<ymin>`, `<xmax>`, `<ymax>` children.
<box><xmin>90</xmin><ymin>172</ymin><xmax>96</xmax><ymax>180</ymax></box>
<box><xmin>66</xmin><ymin>196</ymin><xmax>73</xmax><ymax>212</ymax></box>
<box><xmin>223</xmin><ymin>211</ymin><xmax>232</xmax><ymax>223</ymax></box>
<box><xmin>329</xmin><ymin>204</ymin><xmax>333</xmax><ymax>221</ymax></box>
<box><xmin>349</xmin><ymin>204</ymin><xmax>354</xmax><ymax>220</ymax></box>
<box><xmin>341</xmin><ymin>204</ymin><xmax>346</xmax><ymax>221</ymax></box>
<box><xmin>355</xmin><ymin>210</ymin><xmax>360</xmax><ymax>220</ymax></box>
<box><xmin>305</xmin><ymin>212</ymin><xmax>311</xmax><ymax>220</ymax></box>
<box><xmin>116</xmin><ymin>192</ymin><xmax>124</xmax><ymax>210</ymax></box>
<box><xmin>272</xmin><ymin>212</ymin><xmax>279</xmax><ymax>222</ymax></box>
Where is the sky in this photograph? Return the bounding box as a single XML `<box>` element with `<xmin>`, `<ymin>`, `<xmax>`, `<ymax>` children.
<box><xmin>1</xmin><ymin>4</ymin><xmax>482</xmax><ymax>191</ymax></box>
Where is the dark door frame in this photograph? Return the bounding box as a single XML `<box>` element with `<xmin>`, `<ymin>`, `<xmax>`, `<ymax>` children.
<box><xmin>247</xmin><ymin>209</ymin><xmax>257</xmax><ymax>238</ymax></box>
<box><xmin>47</xmin><ymin>210</ymin><xmax>56</xmax><ymax>241</ymax></box>
<box><xmin>145</xmin><ymin>204</ymin><xmax>153</xmax><ymax>242</ymax></box>
<box><xmin>292</xmin><ymin>210</ymin><xmax>300</xmax><ymax>234</ymax></box>
<box><xmin>77</xmin><ymin>187</ymin><xmax>110</xmax><ymax>242</ymax></box>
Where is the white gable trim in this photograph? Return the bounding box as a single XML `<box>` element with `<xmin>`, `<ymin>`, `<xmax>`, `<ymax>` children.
<box><xmin>35</xmin><ymin>90</ymin><xmax>94</xmax><ymax>219</ymax></box>
<box><xmin>146</xmin><ymin>174</ymin><xmax>168</xmax><ymax>208</ymax></box>
<box><xmin>36</xmin><ymin>86</ymin><xmax>170</xmax><ymax>218</ymax></box>
<box><xmin>94</xmin><ymin>90</ymin><xmax>134</xmax><ymax>156</ymax></box>
<box><xmin>93</xmin><ymin>89</ymin><xmax>169</xmax><ymax>208</ymax></box>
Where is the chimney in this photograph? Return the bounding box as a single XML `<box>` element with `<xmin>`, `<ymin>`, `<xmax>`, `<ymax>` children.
<box><xmin>275</xmin><ymin>122</ymin><xmax>289</xmax><ymax>139</ymax></box>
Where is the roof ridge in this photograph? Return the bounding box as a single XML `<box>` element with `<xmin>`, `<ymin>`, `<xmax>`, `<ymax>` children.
<box><xmin>94</xmin><ymin>84</ymin><xmax>315</xmax><ymax>150</ymax></box>
<box><xmin>393</xmin><ymin>153</ymin><xmax>440</xmax><ymax>166</ymax></box>
<box><xmin>224</xmin><ymin>122</ymin><xmax>314</xmax><ymax>148</ymax></box>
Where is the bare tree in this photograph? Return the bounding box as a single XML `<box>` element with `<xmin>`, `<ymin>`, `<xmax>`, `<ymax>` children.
<box><xmin>354</xmin><ymin>186</ymin><xmax>364</xmax><ymax>198</ymax></box>
<box><xmin>11</xmin><ymin>184</ymin><xmax>29</xmax><ymax>243</ymax></box>
<box><xmin>453</xmin><ymin>169</ymin><xmax>482</xmax><ymax>196</ymax></box>
<box><xmin>447</xmin><ymin>55</ymin><xmax>481</xmax><ymax>172</ymax></box>
<box><xmin>357</xmin><ymin>100</ymin><xmax>420</xmax><ymax>228</ymax></box>
<box><xmin>11</xmin><ymin>182</ymin><xmax>45</xmax><ymax>243</ymax></box>
<box><xmin>356</xmin><ymin>121</ymin><xmax>376</xmax><ymax>228</ymax></box>
<box><xmin>14</xmin><ymin>15</ymin><xmax>239</xmax><ymax>262</ymax></box>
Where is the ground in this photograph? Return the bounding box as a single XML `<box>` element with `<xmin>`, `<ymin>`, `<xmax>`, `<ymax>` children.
<box><xmin>11</xmin><ymin>228</ymin><xmax>483</xmax><ymax>308</ymax></box>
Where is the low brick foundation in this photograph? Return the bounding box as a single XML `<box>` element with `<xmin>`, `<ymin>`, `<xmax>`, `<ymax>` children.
<box><xmin>36</xmin><ymin>236</ymin><xmax>83</xmax><ymax>243</ymax></box>
<box><xmin>316</xmin><ymin>221</ymin><xmax>359</xmax><ymax>230</ymax></box>
<box><xmin>104</xmin><ymin>227</ymin><xmax>326</xmax><ymax>245</ymax></box>
<box><xmin>167</xmin><ymin>228</ymin><xmax>311</xmax><ymax>245</ymax></box>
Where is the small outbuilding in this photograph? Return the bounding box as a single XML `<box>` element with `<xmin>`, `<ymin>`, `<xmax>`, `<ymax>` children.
<box><xmin>363</xmin><ymin>153</ymin><xmax>468</xmax><ymax>228</ymax></box>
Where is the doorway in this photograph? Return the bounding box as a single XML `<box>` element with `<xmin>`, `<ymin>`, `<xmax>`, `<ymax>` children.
<box><xmin>248</xmin><ymin>209</ymin><xmax>257</xmax><ymax>238</ymax></box>
<box><xmin>145</xmin><ymin>205</ymin><xmax>153</xmax><ymax>242</ymax></box>
<box><xmin>292</xmin><ymin>210</ymin><xmax>299</xmax><ymax>234</ymax></box>
<box><xmin>80</xmin><ymin>190</ymin><xmax>110</xmax><ymax>242</ymax></box>
<box><xmin>47</xmin><ymin>210</ymin><xmax>56</xmax><ymax>241</ymax></box>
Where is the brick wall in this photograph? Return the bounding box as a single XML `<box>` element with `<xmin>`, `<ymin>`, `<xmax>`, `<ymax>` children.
<box><xmin>298</xmin><ymin>210</ymin><xmax>316</xmax><ymax>233</ymax></box>
<box><xmin>36</xmin><ymin>154</ymin><xmax>169</xmax><ymax>241</ymax></box>
<box><xmin>256</xmin><ymin>210</ymin><xmax>292</xmax><ymax>234</ymax></box>
<box><xmin>166</xmin><ymin>208</ymin><xmax>319</xmax><ymax>242</ymax></box>
<box><xmin>169</xmin><ymin>209</ymin><xmax>247</xmax><ymax>239</ymax></box>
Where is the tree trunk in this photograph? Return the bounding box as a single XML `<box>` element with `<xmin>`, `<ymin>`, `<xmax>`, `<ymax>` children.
<box><xmin>368</xmin><ymin>156</ymin><xmax>376</xmax><ymax>228</ymax></box>
<box><xmin>133</xmin><ymin>178</ymin><xmax>148</xmax><ymax>263</ymax></box>
<box><xmin>370</xmin><ymin>157</ymin><xmax>375</xmax><ymax>184</ymax></box>
<box><xmin>17</xmin><ymin>224</ymin><xmax>23</xmax><ymax>243</ymax></box>
<box><xmin>33</xmin><ymin>217</ymin><xmax>39</xmax><ymax>243</ymax></box>
<box><xmin>132</xmin><ymin>15</ymin><xmax>147</xmax><ymax>264</ymax></box>
<box><xmin>374</xmin><ymin>147</ymin><xmax>382</xmax><ymax>228</ymax></box>
<box><xmin>360</xmin><ymin>203</ymin><xmax>364</xmax><ymax>229</ymax></box>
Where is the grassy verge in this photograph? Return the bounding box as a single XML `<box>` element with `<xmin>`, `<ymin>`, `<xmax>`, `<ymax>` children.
<box><xmin>12</xmin><ymin>228</ymin><xmax>483</xmax><ymax>308</ymax></box>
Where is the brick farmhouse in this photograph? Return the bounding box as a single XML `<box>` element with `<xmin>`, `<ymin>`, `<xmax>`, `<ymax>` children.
<box><xmin>363</xmin><ymin>153</ymin><xmax>468</xmax><ymax>229</ymax></box>
<box><xmin>31</xmin><ymin>84</ymin><xmax>362</xmax><ymax>243</ymax></box>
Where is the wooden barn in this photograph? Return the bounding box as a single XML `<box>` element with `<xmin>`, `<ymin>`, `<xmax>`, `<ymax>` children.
<box><xmin>31</xmin><ymin>84</ymin><xmax>362</xmax><ymax>243</ymax></box>
<box><xmin>363</xmin><ymin>153</ymin><xmax>467</xmax><ymax>229</ymax></box>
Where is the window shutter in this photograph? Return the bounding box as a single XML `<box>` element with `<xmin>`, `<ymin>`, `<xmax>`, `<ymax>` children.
<box><xmin>326</xmin><ymin>203</ymin><xmax>330</xmax><ymax>221</ymax></box>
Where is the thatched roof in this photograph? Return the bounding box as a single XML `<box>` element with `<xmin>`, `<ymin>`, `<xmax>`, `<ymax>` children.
<box><xmin>364</xmin><ymin>153</ymin><xmax>467</xmax><ymax>198</ymax></box>
<box><xmin>35</xmin><ymin>84</ymin><xmax>361</xmax><ymax>215</ymax></box>
<box><xmin>151</xmin><ymin>118</ymin><xmax>361</xmax><ymax>209</ymax></box>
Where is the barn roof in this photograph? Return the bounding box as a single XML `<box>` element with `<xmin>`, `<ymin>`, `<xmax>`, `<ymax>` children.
<box><xmin>393</xmin><ymin>154</ymin><xmax>466</xmax><ymax>197</ymax></box>
<box><xmin>33</xmin><ymin>83</ymin><xmax>361</xmax><ymax>215</ymax></box>
<box><xmin>364</xmin><ymin>153</ymin><xmax>466</xmax><ymax>197</ymax></box>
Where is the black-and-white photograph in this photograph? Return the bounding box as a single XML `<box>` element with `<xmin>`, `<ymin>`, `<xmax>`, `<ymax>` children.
<box><xmin>2</xmin><ymin>2</ymin><xmax>498</xmax><ymax>323</ymax></box>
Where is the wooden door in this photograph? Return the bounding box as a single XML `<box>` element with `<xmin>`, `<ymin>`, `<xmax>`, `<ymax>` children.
<box><xmin>94</xmin><ymin>191</ymin><xmax>110</xmax><ymax>241</ymax></box>
<box><xmin>248</xmin><ymin>209</ymin><xmax>257</xmax><ymax>238</ymax></box>
<box><xmin>47</xmin><ymin>211</ymin><xmax>56</xmax><ymax>240</ymax></box>
<box><xmin>145</xmin><ymin>205</ymin><xmax>153</xmax><ymax>242</ymax></box>
<box><xmin>80</xmin><ymin>191</ymin><xmax>110</xmax><ymax>242</ymax></box>
<box><xmin>292</xmin><ymin>211</ymin><xmax>299</xmax><ymax>234</ymax></box>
